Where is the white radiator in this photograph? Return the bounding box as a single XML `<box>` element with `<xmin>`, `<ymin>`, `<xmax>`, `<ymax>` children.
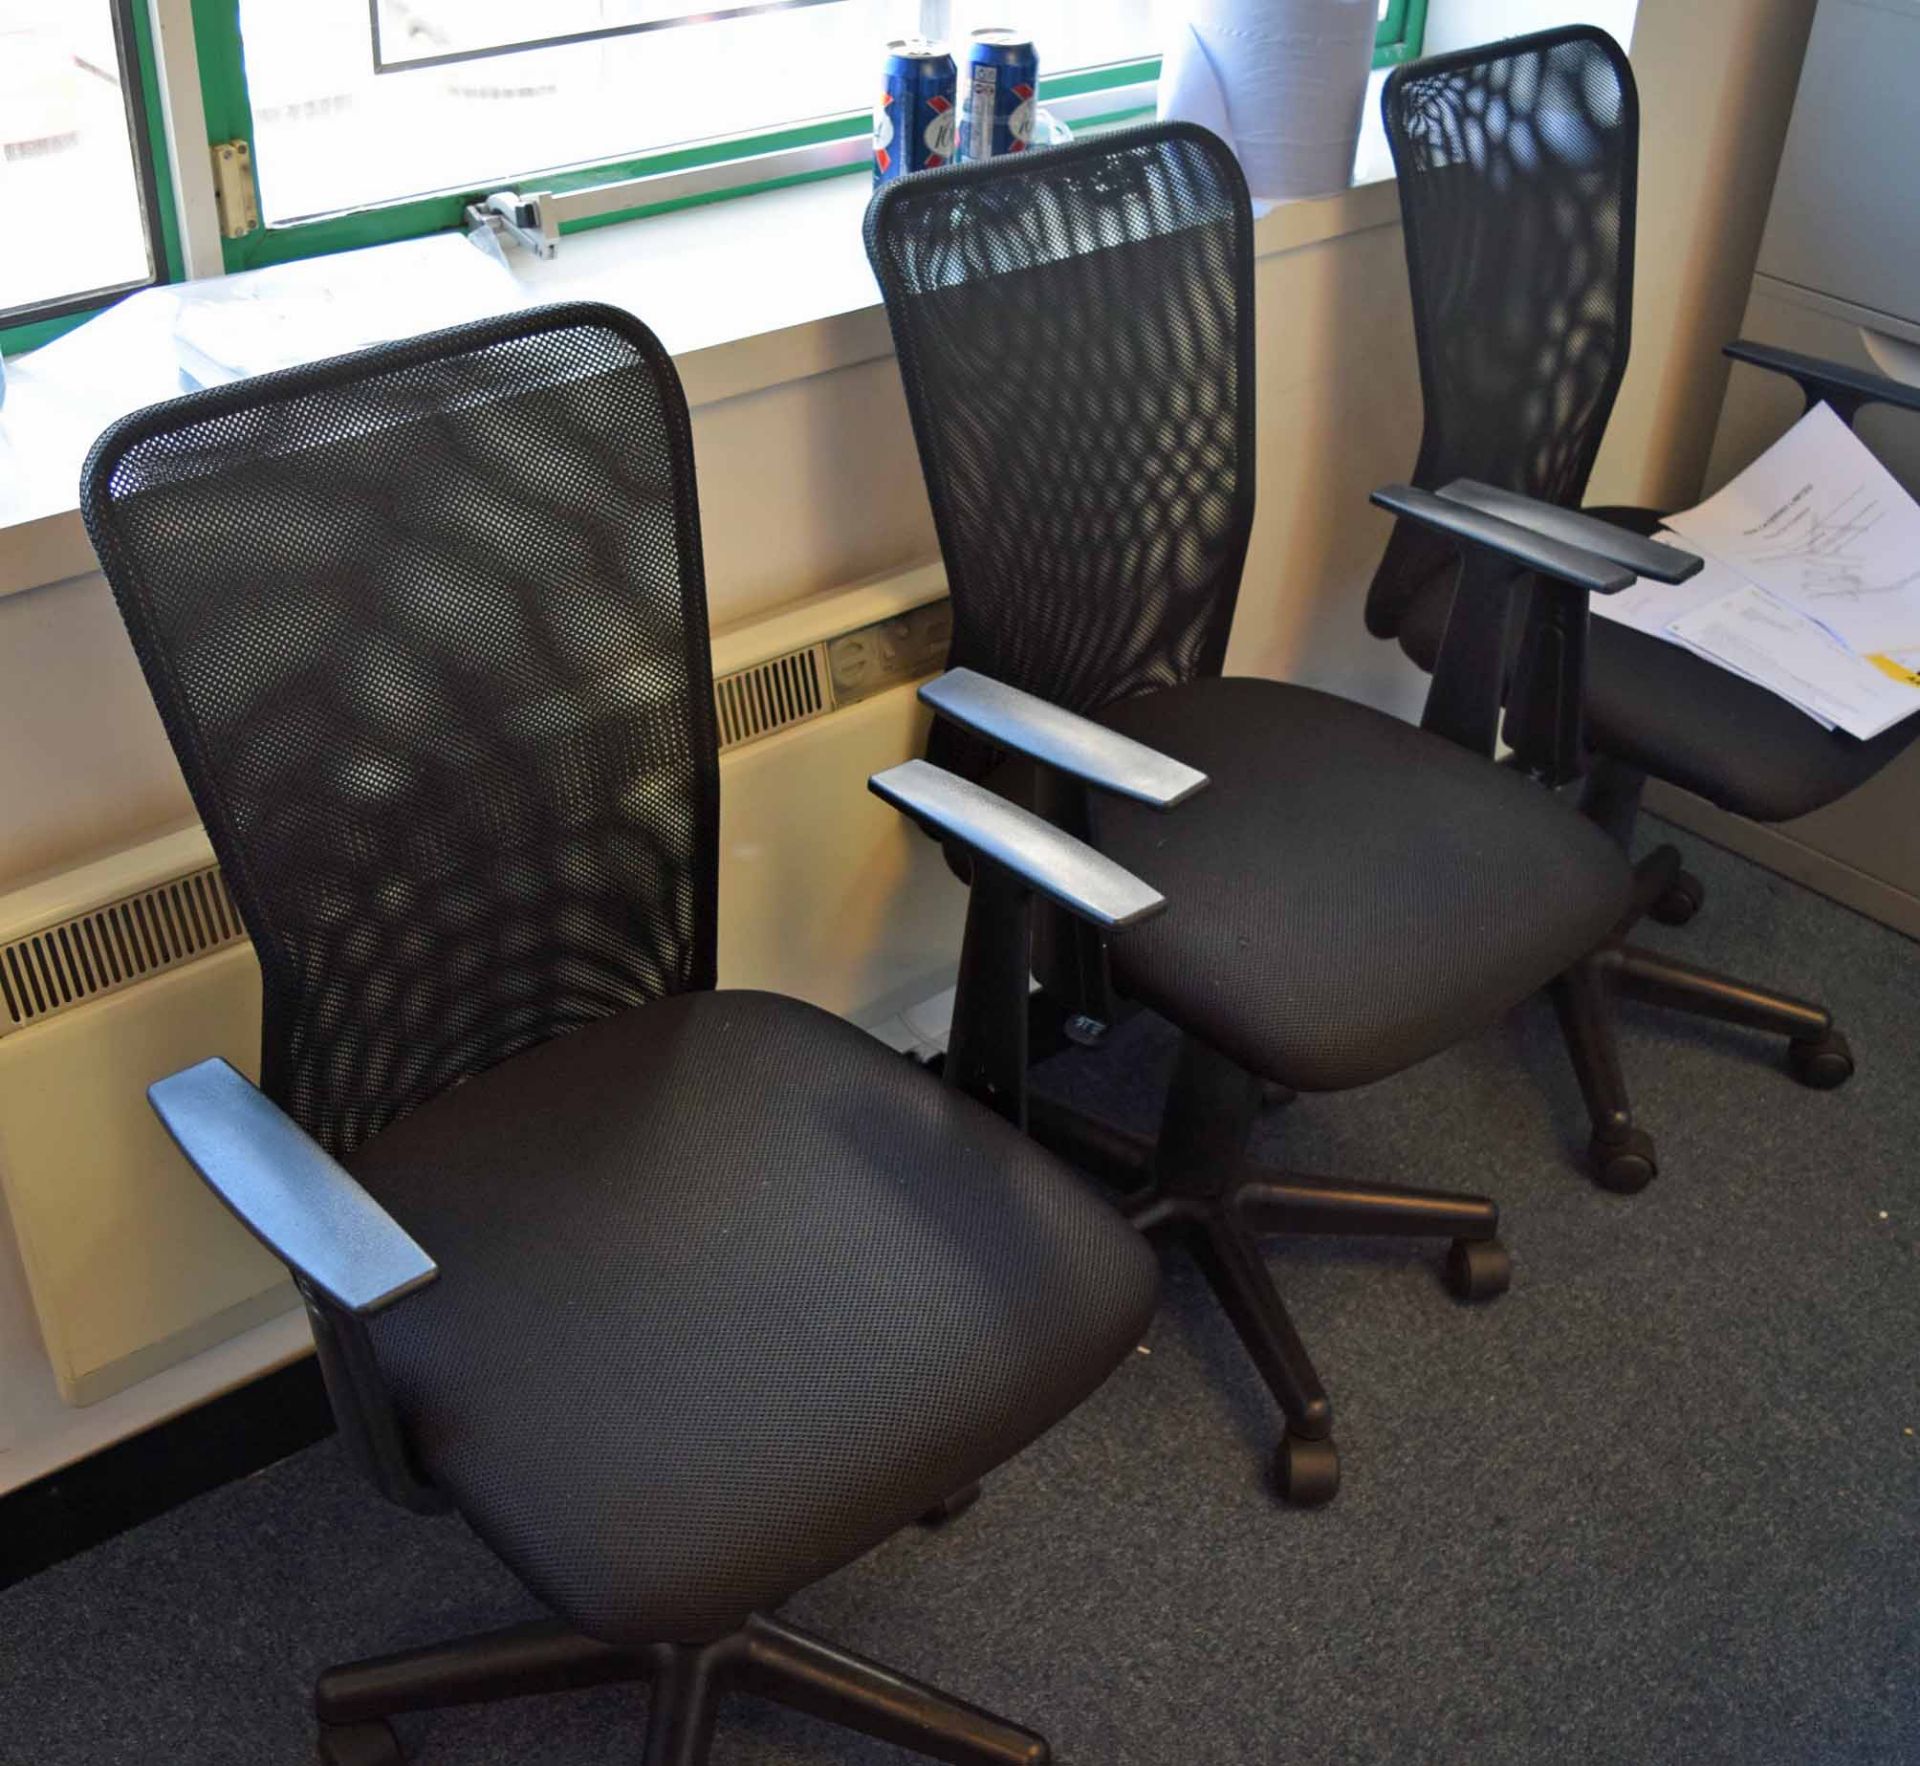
<box><xmin>0</xmin><ymin>565</ymin><xmax>962</xmax><ymax>1410</ymax></box>
<box><xmin>0</xmin><ymin>830</ymin><xmax>280</xmax><ymax>1407</ymax></box>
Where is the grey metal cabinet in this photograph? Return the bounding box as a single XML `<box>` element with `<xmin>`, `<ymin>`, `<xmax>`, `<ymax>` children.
<box><xmin>1665</xmin><ymin>0</ymin><xmax>1920</xmax><ymax>937</ymax></box>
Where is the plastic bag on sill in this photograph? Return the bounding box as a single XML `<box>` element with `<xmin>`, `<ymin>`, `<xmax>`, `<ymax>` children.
<box><xmin>168</xmin><ymin>232</ymin><xmax>528</xmax><ymax>388</ymax></box>
<box><xmin>1028</xmin><ymin>107</ymin><xmax>1073</xmax><ymax>149</ymax></box>
<box><xmin>1157</xmin><ymin>0</ymin><xmax>1376</xmax><ymax>204</ymax></box>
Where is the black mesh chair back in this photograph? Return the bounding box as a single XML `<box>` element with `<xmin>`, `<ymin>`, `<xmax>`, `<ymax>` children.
<box><xmin>866</xmin><ymin>121</ymin><xmax>1254</xmax><ymax>778</ymax></box>
<box><xmin>1369</xmin><ymin>25</ymin><xmax>1638</xmax><ymax>638</ymax></box>
<box><xmin>82</xmin><ymin>305</ymin><xmax>719</xmax><ymax>1155</ymax></box>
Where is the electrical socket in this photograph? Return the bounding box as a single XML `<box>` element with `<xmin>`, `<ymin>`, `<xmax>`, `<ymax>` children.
<box><xmin>826</xmin><ymin>598</ymin><xmax>953</xmax><ymax>705</ymax></box>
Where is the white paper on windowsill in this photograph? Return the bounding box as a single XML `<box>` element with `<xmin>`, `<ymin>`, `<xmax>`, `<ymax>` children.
<box><xmin>1667</xmin><ymin>583</ymin><xmax>1920</xmax><ymax>741</ymax></box>
<box><xmin>1664</xmin><ymin>401</ymin><xmax>1920</xmax><ymax>658</ymax></box>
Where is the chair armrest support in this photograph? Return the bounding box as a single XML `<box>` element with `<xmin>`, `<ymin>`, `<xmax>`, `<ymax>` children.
<box><xmin>916</xmin><ymin>667</ymin><xmax>1196</xmax><ymax>1033</ymax></box>
<box><xmin>1370</xmin><ymin>484</ymin><xmax>1636</xmax><ymax>596</ymax></box>
<box><xmin>870</xmin><ymin>759</ymin><xmax>1166</xmax><ymax>932</ymax></box>
<box><xmin>148</xmin><ymin>1058</ymin><xmax>437</xmax><ymax>1318</ymax></box>
<box><xmin>1436</xmin><ymin>481</ymin><xmax>1703</xmax><ymax>585</ymax></box>
<box><xmin>919</xmin><ymin>669</ymin><xmax>1209</xmax><ymax>808</ymax></box>
<box><xmin>1374</xmin><ymin>484</ymin><xmax>1624</xmax><ymax>782</ymax></box>
<box><xmin>1725</xmin><ymin>339</ymin><xmax>1920</xmax><ymax>423</ymax></box>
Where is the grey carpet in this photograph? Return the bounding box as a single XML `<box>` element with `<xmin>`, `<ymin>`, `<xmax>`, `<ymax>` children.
<box><xmin>2</xmin><ymin>821</ymin><xmax>1915</xmax><ymax>1765</ymax></box>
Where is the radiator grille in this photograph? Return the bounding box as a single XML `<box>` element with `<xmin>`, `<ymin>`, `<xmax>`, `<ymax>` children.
<box><xmin>1</xmin><ymin>605</ymin><xmax>946</xmax><ymax>1030</ymax></box>
<box><xmin>0</xmin><ymin>866</ymin><xmax>247</xmax><ymax>1034</ymax></box>
<box><xmin>714</xmin><ymin>646</ymin><xmax>830</xmax><ymax>751</ymax></box>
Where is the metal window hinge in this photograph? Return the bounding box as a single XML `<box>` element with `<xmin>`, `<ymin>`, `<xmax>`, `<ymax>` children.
<box><xmin>210</xmin><ymin>140</ymin><xmax>260</xmax><ymax>239</ymax></box>
<box><xmin>464</xmin><ymin>190</ymin><xmax>558</xmax><ymax>259</ymax></box>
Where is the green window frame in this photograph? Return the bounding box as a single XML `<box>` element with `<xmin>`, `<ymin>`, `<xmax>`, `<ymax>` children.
<box><xmin>0</xmin><ymin>0</ymin><xmax>186</xmax><ymax>356</ymax></box>
<box><xmin>1375</xmin><ymin>0</ymin><xmax>1432</xmax><ymax>69</ymax></box>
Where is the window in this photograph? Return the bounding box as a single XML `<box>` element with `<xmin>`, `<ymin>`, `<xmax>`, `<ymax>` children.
<box><xmin>0</xmin><ymin>0</ymin><xmax>180</xmax><ymax>353</ymax></box>
<box><xmin>198</xmin><ymin>1</ymin><xmax>1161</xmax><ymax>270</ymax></box>
<box><xmin>8</xmin><ymin>0</ymin><xmax>1428</xmax><ymax>348</ymax></box>
<box><xmin>242</xmin><ymin>2</ymin><xmax>1158</xmax><ymax>225</ymax></box>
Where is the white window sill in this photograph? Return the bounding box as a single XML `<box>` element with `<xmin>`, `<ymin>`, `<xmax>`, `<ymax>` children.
<box><xmin>0</xmin><ymin>104</ymin><xmax>1401</xmax><ymax>601</ymax></box>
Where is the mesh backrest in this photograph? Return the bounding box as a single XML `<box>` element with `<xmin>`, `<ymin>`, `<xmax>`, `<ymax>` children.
<box><xmin>866</xmin><ymin>122</ymin><xmax>1254</xmax><ymax>777</ymax></box>
<box><xmin>1369</xmin><ymin>26</ymin><xmax>1638</xmax><ymax>637</ymax></box>
<box><xmin>82</xmin><ymin>305</ymin><xmax>719</xmax><ymax>1155</ymax></box>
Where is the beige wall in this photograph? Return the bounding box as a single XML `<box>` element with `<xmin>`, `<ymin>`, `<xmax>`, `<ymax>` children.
<box><xmin>1232</xmin><ymin>220</ymin><xmax>1432</xmax><ymax>719</ymax></box>
<box><xmin>0</xmin><ymin>212</ymin><xmax>1432</xmax><ymax>895</ymax></box>
<box><xmin>0</xmin><ymin>199</ymin><xmax>1437</xmax><ymax>1472</ymax></box>
<box><xmin>0</xmin><ymin>0</ymin><xmax>1833</xmax><ymax>1472</ymax></box>
<box><xmin>0</xmin><ymin>0</ymin><xmax>1821</xmax><ymax>896</ymax></box>
<box><xmin>0</xmin><ymin>358</ymin><xmax>940</xmax><ymax>891</ymax></box>
<box><xmin>1591</xmin><ymin>0</ymin><xmax>1819</xmax><ymax>507</ymax></box>
<box><xmin>0</xmin><ymin>572</ymin><xmax>186</xmax><ymax>888</ymax></box>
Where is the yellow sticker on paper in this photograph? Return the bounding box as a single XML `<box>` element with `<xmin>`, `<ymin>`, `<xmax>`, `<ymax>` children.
<box><xmin>1866</xmin><ymin>654</ymin><xmax>1920</xmax><ymax>689</ymax></box>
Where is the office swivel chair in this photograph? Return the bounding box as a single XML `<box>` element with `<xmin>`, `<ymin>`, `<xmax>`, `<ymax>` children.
<box><xmin>866</xmin><ymin>123</ymin><xmax>1643</xmax><ymax>1503</ymax></box>
<box><xmin>80</xmin><ymin>304</ymin><xmax>1163</xmax><ymax>1765</ymax></box>
<box><xmin>1373</xmin><ymin>25</ymin><xmax>1919</xmax><ymax>1188</ymax></box>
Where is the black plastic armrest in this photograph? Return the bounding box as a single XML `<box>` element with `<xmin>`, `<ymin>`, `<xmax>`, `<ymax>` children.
<box><xmin>1436</xmin><ymin>481</ymin><xmax>1704</xmax><ymax>585</ymax></box>
<box><xmin>148</xmin><ymin>1058</ymin><xmax>437</xmax><ymax>1318</ymax></box>
<box><xmin>1725</xmin><ymin>339</ymin><xmax>1920</xmax><ymax>421</ymax></box>
<box><xmin>919</xmin><ymin>669</ymin><xmax>1208</xmax><ymax>809</ymax></box>
<box><xmin>869</xmin><ymin>759</ymin><xmax>1166</xmax><ymax>932</ymax></box>
<box><xmin>1371</xmin><ymin>484</ymin><xmax>1635</xmax><ymax>596</ymax></box>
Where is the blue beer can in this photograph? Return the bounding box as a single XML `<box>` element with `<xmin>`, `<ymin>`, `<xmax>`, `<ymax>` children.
<box><xmin>958</xmin><ymin>28</ymin><xmax>1039</xmax><ymax>163</ymax></box>
<box><xmin>874</xmin><ymin>38</ymin><xmax>959</xmax><ymax>185</ymax></box>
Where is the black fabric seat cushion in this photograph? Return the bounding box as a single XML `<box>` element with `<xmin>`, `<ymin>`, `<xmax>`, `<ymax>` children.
<box><xmin>1395</xmin><ymin>506</ymin><xmax>1920</xmax><ymax>824</ymax></box>
<box><xmin>350</xmin><ymin>990</ymin><xmax>1157</xmax><ymax>1647</ymax></box>
<box><xmin>1082</xmin><ymin>677</ymin><xmax>1631</xmax><ymax>1092</ymax></box>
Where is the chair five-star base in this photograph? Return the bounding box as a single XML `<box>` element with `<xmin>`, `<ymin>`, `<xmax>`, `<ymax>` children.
<box><xmin>316</xmin><ymin>1609</ymin><xmax>1049</xmax><ymax>1766</ymax></box>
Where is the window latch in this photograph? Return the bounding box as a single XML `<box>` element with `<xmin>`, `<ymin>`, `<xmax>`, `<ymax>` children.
<box><xmin>464</xmin><ymin>190</ymin><xmax>558</xmax><ymax>260</ymax></box>
<box><xmin>210</xmin><ymin>141</ymin><xmax>260</xmax><ymax>239</ymax></box>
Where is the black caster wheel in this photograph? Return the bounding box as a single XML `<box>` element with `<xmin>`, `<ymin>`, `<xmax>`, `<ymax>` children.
<box><xmin>1445</xmin><ymin>1237</ymin><xmax>1512</xmax><ymax>1302</ymax></box>
<box><xmin>1648</xmin><ymin>870</ymin><xmax>1705</xmax><ymax>927</ymax></box>
<box><xmin>1788</xmin><ymin>1028</ymin><xmax>1854</xmax><ymax>1091</ymax></box>
<box><xmin>919</xmin><ymin>1481</ymin><xmax>982</xmax><ymax>1527</ymax></box>
<box><xmin>318</xmin><ymin>1720</ymin><xmax>403</xmax><ymax>1766</ymax></box>
<box><xmin>1273</xmin><ymin>1432</ymin><xmax>1340</xmax><ymax>1507</ymax></box>
<box><xmin>1590</xmin><ymin>1127</ymin><xmax>1657</xmax><ymax>1194</ymax></box>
